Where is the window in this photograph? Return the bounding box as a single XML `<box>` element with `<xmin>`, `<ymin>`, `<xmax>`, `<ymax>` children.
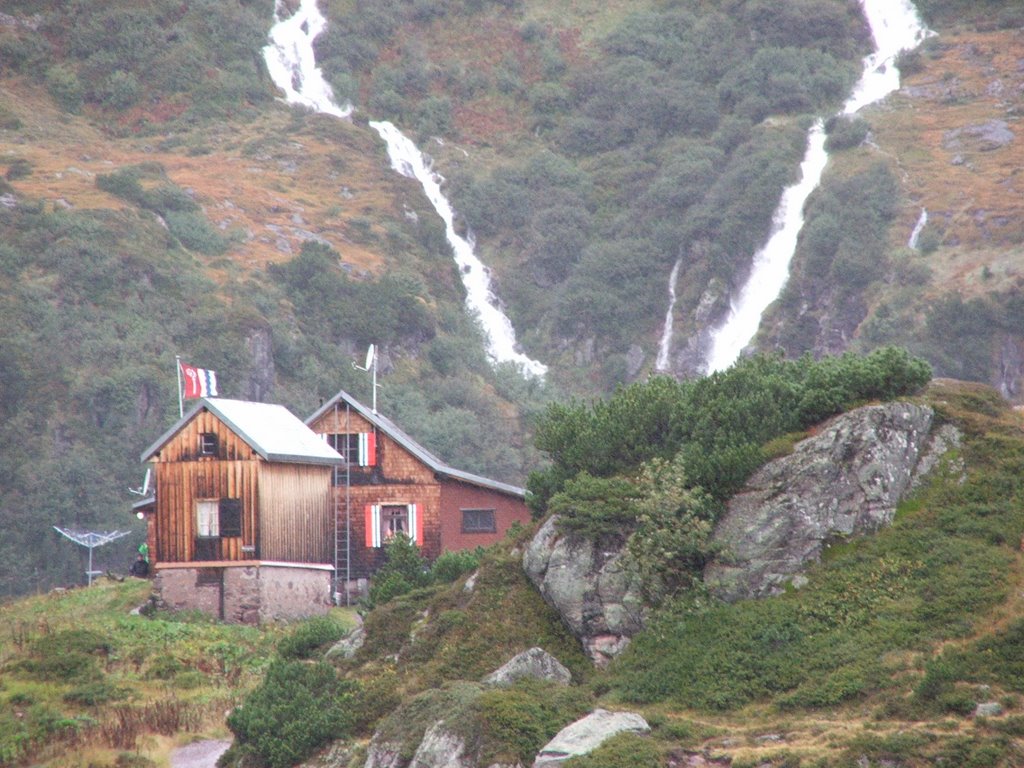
<box><xmin>365</xmin><ymin>503</ymin><xmax>422</xmax><ymax>547</ymax></box>
<box><xmin>199</xmin><ymin>432</ymin><xmax>217</xmax><ymax>456</ymax></box>
<box><xmin>326</xmin><ymin>432</ymin><xmax>376</xmax><ymax>466</ymax></box>
<box><xmin>461</xmin><ymin>508</ymin><xmax>496</xmax><ymax>534</ymax></box>
<box><xmin>197</xmin><ymin>499</ymin><xmax>219</xmax><ymax>537</ymax></box>
<box><xmin>196</xmin><ymin>498</ymin><xmax>242</xmax><ymax>538</ymax></box>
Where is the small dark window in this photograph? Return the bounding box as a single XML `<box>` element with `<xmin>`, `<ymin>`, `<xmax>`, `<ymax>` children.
<box><xmin>461</xmin><ymin>508</ymin><xmax>496</xmax><ymax>534</ymax></box>
<box><xmin>219</xmin><ymin>498</ymin><xmax>242</xmax><ymax>537</ymax></box>
<box><xmin>199</xmin><ymin>432</ymin><xmax>217</xmax><ymax>456</ymax></box>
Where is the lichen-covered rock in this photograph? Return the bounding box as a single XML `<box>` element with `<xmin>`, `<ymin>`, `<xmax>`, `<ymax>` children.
<box><xmin>532</xmin><ymin>709</ymin><xmax>650</xmax><ymax>768</ymax></box>
<box><xmin>325</xmin><ymin>624</ymin><xmax>365</xmax><ymax>661</ymax></box>
<box><xmin>482</xmin><ymin>647</ymin><xmax>572</xmax><ymax>687</ymax></box>
<box><xmin>523</xmin><ymin>517</ymin><xmax>645</xmax><ymax>665</ymax></box>
<box><xmin>705</xmin><ymin>402</ymin><xmax>957</xmax><ymax>601</ymax></box>
<box><xmin>408</xmin><ymin>722</ymin><xmax>473</xmax><ymax>768</ymax></box>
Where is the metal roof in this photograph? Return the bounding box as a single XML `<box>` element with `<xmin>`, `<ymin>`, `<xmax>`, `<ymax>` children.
<box><xmin>306</xmin><ymin>390</ymin><xmax>526</xmax><ymax>498</ymax></box>
<box><xmin>142</xmin><ymin>398</ymin><xmax>343</xmax><ymax>466</ymax></box>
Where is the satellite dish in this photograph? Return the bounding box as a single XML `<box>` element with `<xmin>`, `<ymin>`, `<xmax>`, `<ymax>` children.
<box><xmin>364</xmin><ymin>344</ymin><xmax>375</xmax><ymax>370</ymax></box>
<box><xmin>129</xmin><ymin>468</ymin><xmax>151</xmax><ymax>496</ymax></box>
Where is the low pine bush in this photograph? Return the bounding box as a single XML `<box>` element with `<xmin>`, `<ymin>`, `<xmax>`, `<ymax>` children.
<box><xmin>226</xmin><ymin>659</ymin><xmax>357</xmax><ymax>768</ymax></box>
<box><xmin>277</xmin><ymin>616</ymin><xmax>348</xmax><ymax>660</ymax></box>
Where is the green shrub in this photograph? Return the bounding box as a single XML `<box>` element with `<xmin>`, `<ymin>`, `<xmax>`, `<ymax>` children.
<box><xmin>164</xmin><ymin>211</ymin><xmax>229</xmax><ymax>256</ymax></box>
<box><xmin>431</xmin><ymin>549</ymin><xmax>481</xmax><ymax>584</ymax></box>
<box><xmin>5</xmin><ymin>159</ymin><xmax>32</xmax><ymax>181</ymax></box>
<box><xmin>563</xmin><ymin>732</ymin><xmax>662</xmax><ymax>768</ymax></box>
<box><xmin>368</xmin><ymin>534</ymin><xmax>432</xmax><ymax>606</ymax></box>
<box><xmin>277</xmin><ymin>616</ymin><xmax>348</xmax><ymax>660</ymax></box>
<box><xmin>146</xmin><ymin>655</ymin><xmax>184</xmax><ymax>680</ymax></box>
<box><xmin>471</xmin><ymin>680</ymin><xmax>592</xmax><ymax>766</ymax></box>
<box><xmin>63</xmin><ymin>681</ymin><xmax>126</xmax><ymax>706</ymax></box>
<box><xmin>46</xmin><ymin>64</ymin><xmax>83</xmax><ymax>113</ymax></box>
<box><xmin>227</xmin><ymin>660</ymin><xmax>358</xmax><ymax>768</ymax></box>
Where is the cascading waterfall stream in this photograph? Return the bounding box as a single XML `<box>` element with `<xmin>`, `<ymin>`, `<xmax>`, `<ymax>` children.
<box><xmin>908</xmin><ymin>208</ymin><xmax>928</xmax><ymax>249</ymax></box>
<box><xmin>655</xmin><ymin>258</ymin><xmax>682</xmax><ymax>372</ymax></box>
<box><xmin>702</xmin><ymin>0</ymin><xmax>932</xmax><ymax>374</ymax></box>
<box><xmin>262</xmin><ymin>0</ymin><xmax>546</xmax><ymax>378</ymax></box>
<box><xmin>369</xmin><ymin>121</ymin><xmax>548</xmax><ymax>377</ymax></box>
<box><xmin>263</xmin><ymin>0</ymin><xmax>351</xmax><ymax>118</ymax></box>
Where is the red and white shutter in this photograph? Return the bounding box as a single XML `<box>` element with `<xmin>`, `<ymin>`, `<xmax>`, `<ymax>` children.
<box><xmin>358</xmin><ymin>432</ymin><xmax>377</xmax><ymax>466</ymax></box>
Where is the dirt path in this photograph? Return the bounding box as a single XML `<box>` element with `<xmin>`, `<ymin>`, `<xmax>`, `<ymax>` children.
<box><xmin>170</xmin><ymin>740</ymin><xmax>232</xmax><ymax>768</ymax></box>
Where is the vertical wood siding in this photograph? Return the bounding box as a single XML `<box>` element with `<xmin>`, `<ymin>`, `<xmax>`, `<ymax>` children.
<box><xmin>258</xmin><ymin>464</ymin><xmax>333</xmax><ymax>564</ymax></box>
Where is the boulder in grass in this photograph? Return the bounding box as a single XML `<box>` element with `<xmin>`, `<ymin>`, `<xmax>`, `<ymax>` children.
<box><xmin>483</xmin><ymin>647</ymin><xmax>572</xmax><ymax>687</ymax></box>
<box><xmin>532</xmin><ymin>709</ymin><xmax>650</xmax><ymax>768</ymax></box>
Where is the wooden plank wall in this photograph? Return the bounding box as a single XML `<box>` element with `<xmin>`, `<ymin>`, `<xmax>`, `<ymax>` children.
<box><xmin>152</xmin><ymin>410</ymin><xmax>260</xmax><ymax>562</ymax></box>
<box><xmin>258</xmin><ymin>464</ymin><xmax>333</xmax><ymax>564</ymax></box>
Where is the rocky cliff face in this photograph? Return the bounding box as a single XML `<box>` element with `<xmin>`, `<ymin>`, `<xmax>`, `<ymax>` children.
<box><xmin>522</xmin><ymin>517</ymin><xmax>645</xmax><ymax>666</ymax></box>
<box><xmin>524</xmin><ymin>402</ymin><xmax>960</xmax><ymax>661</ymax></box>
<box><xmin>704</xmin><ymin>402</ymin><xmax>961</xmax><ymax>602</ymax></box>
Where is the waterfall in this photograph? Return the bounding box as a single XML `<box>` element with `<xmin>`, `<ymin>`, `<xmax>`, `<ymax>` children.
<box><xmin>263</xmin><ymin>0</ymin><xmax>351</xmax><ymax>118</ymax></box>
<box><xmin>908</xmin><ymin>207</ymin><xmax>928</xmax><ymax>249</ymax></box>
<box><xmin>263</xmin><ymin>0</ymin><xmax>546</xmax><ymax>378</ymax></box>
<box><xmin>703</xmin><ymin>0</ymin><xmax>932</xmax><ymax>374</ymax></box>
<box><xmin>655</xmin><ymin>258</ymin><xmax>682</xmax><ymax>372</ymax></box>
<box><xmin>369</xmin><ymin>121</ymin><xmax>548</xmax><ymax>378</ymax></box>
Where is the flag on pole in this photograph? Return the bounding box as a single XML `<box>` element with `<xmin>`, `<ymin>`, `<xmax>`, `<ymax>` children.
<box><xmin>179</xmin><ymin>361</ymin><xmax>218</xmax><ymax>399</ymax></box>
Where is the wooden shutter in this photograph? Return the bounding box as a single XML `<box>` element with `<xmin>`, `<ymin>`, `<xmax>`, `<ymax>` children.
<box><xmin>219</xmin><ymin>499</ymin><xmax>242</xmax><ymax>537</ymax></box>
<box><xmin>365</xmin><ymin>504</ymin><xmax>382</xmax><ymax>548</ymax></box>
<box><xmin>358</xmin><ymin>432</ymin><xmax>377</xmax><ymax>466</ymax></box>
<box><xmin>407</xmin><ymin>503</ymin><xmax>423</xmax><ymax>546</ymax></box>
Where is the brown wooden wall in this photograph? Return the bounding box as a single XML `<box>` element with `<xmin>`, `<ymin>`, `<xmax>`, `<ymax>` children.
<box><xmin>258</xmin><ymin>464</ymin><xmax>333</xmax><ymax>564</ymax></box>
<box><xmin>151</xmin><ymin>408</ymin><xmax>333</xmax><ymax>566</ymax></box>
<box><xmin>152</xmin><ymin>458</ymin><xmax>258</xmax><ymax>562</ymax></box>
<box><xmin>311</xmin><ymin>401</ymin><xmax>529</xmax><ymax>580</ymax></box>
<box><xmin>334</xmin><ymin>482</ymin><xmax>442</xmax><ymax>579</ymax></box>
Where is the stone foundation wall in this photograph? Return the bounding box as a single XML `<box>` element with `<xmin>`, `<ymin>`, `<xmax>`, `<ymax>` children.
<box><xmin>154</xmin><ymin>562</ymin><xmax>333</xmax><ymax>624</ymax></box>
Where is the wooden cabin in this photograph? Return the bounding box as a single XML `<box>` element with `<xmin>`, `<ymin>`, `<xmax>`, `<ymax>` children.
<box><xmin>138</xmin><ymin>398</ymin><xmax>343</xmax><ymax>623</ymax></box>
<box><xmin>306</xmin><ymin>391</ymin><xmax>532</xmax><ymax>592</ymax></box>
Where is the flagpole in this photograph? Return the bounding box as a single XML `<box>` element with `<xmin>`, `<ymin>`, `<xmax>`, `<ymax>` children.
<box><xmin>175</xmin><ymin>355</ymin><xmax>184</xmax><ymax>418</ymax></box>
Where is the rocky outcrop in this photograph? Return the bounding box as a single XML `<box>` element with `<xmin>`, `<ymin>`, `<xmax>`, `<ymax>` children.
<box><xmin>482</xmin><ymin>648</ymin><xmax>572</xmax><ymax>687</ymax></box>
<box><xmin>523</xmin><ymin>517</ymin><xmax>645</xmax><ymax>665</ymax></box>
<box><xmin>533</xmin><ymin>709</ymin><xmax>651</xmax><ymax>768</ymax></box>
<box><xmin>704</xmin><ymin>402</ymin><xmax>959</xmax><ymax>601</ymax></box>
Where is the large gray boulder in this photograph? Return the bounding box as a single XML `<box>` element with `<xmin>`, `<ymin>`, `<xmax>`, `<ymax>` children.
<box><xmin>407</xmin><ymin>722</ymin><xmax>473</xmax><ymax>768</ymax></box>
<box><xmin>705</xmin><ymin>402</ymin><xmax>959</xmax><ymax>601</ymax></box>
<box><xmin>523</xmin><ymin>517</ymin><xmax>645</xmax><ymax>665</ymax></box>
<box><xmin>532</xmin><ymin>709</ymin><xmax>651</xmax><ymax>768</ymax></box>
<box><xmin>483</xmin><ymin>647</ymin><xmax>572</xmax><ymax>687</ymax></box>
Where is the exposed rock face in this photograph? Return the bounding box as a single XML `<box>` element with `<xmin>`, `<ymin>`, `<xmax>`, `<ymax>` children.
<box><xmin>482</xmin><ymin>647</ymin><xmax>572</xmax><ymax>687</ymax></box>
<box><xmin>325</xmin><ymin>624</ymin><xmax>365</xmax><ymax>661</ymax></box>
<box><xmin>523</xmin><ymin>517</ymin><xmax>645</xmax><ymax>665</ymax></box>
<box><xmin>407</xmin><ymin>722</ymin><xmax>473</xmax><ymax>768</ymax></box>
<box><xmin>533</xmin><ymin>709</ymin><xmax>650</xmax><ymax>768</ymax></box>
<box><xmin>704</xmin><ymin>402</ymin><xmax>958</xmax><ymax>601</ymax></box>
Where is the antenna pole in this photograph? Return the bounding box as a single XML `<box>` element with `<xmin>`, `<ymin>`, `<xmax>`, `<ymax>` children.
<box><xmin>175</xmin><ymin>355</ymin><xmax>184</xmax><ymax>418</ymax></box>
<box><xmin>372</xmin><ymin>351</ymin><xmax>377</xmax><ymax>414</ymax></box>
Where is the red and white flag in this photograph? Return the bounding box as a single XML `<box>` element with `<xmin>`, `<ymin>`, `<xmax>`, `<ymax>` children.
<box><xmin>180</xmin><ymin>362</ymin><xmax>218</xmax><ymax>398</ymax></box>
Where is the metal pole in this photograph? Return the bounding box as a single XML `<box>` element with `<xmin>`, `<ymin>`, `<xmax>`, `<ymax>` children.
<box><xmin>175</xmin><ymin>355</ymin><xmax>184</xmax><ymax>418</ymax></box>
<box><xmin>345</xmin><ymin>399</ymin><xmax>352</xmax><ymax>605</ymax></box>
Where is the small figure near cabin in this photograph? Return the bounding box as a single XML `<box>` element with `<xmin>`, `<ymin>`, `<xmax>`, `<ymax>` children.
<box><xmin>130</xmin><ymin>554</ymin><xmax>150</xmax><ymax>578</ymax></box>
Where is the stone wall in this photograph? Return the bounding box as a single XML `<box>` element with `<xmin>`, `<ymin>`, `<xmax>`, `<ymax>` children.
<box><xmin>154</xmin><ymin>562</ymin><xmax>333</xmax><ymax>624</ymax></box>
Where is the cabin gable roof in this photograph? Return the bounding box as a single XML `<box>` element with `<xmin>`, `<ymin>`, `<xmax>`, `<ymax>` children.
<box><xmin>307</xmin><ymin>391</ymin><xmax>526</xmax><ymax>498</ymax></box>
<box><xmin>142</xmin><ymin>398</ymin><xmax>343</xmax><ymax>466</ymax></box>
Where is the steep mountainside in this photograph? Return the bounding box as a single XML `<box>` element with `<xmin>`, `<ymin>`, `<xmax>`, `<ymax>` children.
<box><xmin>0</xmin><ymin>0</ymin><xmax>1021</xmax><ymax>596</ymax></box>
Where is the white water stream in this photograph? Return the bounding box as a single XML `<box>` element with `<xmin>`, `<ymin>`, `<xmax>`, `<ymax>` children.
<box><xmin>655</xmin><ymin>258</ymin><xmax>682</xmax><ymax>371</ymax></box>
<box><xmin>369</xmin><ymin>121</ymin><xmax>548</xmax><ymax>377</ymax></box>
<box><xmin>908</xmin><ymin>207</ymin><xmax>928</xmax><ymax>249</ymax></box>
<box><xmin>702</xmin><ymin>0</ymin><xmax>932</xmax><ymax>374</ymax></box>
<box><xmin>262</xmin><ymin>0</ymin><xmax>546</xmax><ymax>377</ymax></box>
